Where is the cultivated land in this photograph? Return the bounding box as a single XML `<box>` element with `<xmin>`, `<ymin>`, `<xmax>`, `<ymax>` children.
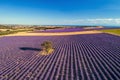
<box><xmin>0</xmin><ymin>33</ymin><xmax>120</xmax><ymax>80</ymax></box>
<box><xmin>101</xmin><ymin>29</ymin><xmax>120</xmax><ymax>36</ymax></box>
<box><xmin>0</xmin><ymin>27</ymin><xmax>120</xmax><ymax>80</ymax></box>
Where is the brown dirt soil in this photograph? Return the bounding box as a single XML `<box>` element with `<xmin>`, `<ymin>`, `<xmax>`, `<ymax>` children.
<box><xmin>4</xmin><ymin>30</ymin><xmax>102</xmax><ymax>36</ymax></box>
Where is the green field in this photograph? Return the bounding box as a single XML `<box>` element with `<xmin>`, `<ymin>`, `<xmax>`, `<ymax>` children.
<box><xmin>101</xmin><ymin>29</ymin><xmax>120</xmax><ymax>35</ymax></box>
<box><xmin>0</xmin><ymin>29</ymin><xmax>32</xmax><ymax>36</ymax></box>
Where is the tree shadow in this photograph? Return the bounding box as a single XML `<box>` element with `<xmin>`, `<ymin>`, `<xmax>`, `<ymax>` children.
<box><xmin>19</xmin><ymin>47</ymin><xmax>42</xmax><ymax>51</ymax></box>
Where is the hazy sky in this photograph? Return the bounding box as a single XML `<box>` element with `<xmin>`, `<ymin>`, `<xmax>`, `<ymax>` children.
<box><xmin>0</xmin><ymin>0</ymin><xmax>120</xmax><ymax>26</ymax></box>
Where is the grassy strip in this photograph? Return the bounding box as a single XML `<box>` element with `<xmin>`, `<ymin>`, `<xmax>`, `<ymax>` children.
<box><xmin>0</xmin><ymin>30</ymin><xmax>32</xmax><ymax>36</ymax></box>
<box><xmin>101</xmin><ymin>29</ymin><xmax>120</xmax><ymax>35</ymax></box>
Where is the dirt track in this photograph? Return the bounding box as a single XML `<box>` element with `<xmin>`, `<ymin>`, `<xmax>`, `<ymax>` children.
<box><xmin>4</xmin><ymin>30</ymin><xmax>102</xmax><ymax>36</ymax></box>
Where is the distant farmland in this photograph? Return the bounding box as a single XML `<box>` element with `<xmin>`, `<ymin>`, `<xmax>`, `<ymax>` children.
<box><xmin>0</xmin><ymin>33</ymin><xmax>120</xmax><ymax>80</ymax></box>
<box><xmin>101</xmin><ymin>29</ymin><xmax>120</xmax><ymax>36</ymax></box>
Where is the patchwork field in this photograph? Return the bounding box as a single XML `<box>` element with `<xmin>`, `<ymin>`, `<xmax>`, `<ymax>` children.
<box><xmin>0</xmin><ymin>33</ymin><xmax>120</xmax><ymax>80</ymax></box>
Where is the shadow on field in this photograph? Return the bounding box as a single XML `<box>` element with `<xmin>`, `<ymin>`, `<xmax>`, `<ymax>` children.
<box><xmin>19</xmin><ymin>47</ymin><xmax>42</xmax><ymax>51</ymax></box>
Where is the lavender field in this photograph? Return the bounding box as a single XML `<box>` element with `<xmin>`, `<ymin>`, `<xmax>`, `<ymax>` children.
<box><xmin>32</xmin><ymin>27</ymin><xmax>119</xmax><ymax>33</ymax></box>
<box><xmin>0</xmin><ymin>33</ymin><xmax>120</xmax><ymax>80</ymax></box>
<box><xmin>32</xmin><ymin>27</ymin><xmax>105</xmax><ymax>33</ymax></box>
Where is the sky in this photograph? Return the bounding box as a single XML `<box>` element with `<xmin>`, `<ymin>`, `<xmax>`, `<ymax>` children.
<box><xmin>0</xmin><ymin>0</ymin><xmax>120</xmax><ymax>26</ymax></box>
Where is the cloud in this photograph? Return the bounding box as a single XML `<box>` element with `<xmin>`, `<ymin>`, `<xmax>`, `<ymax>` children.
<box><xmin>64</xmin><ymin>18</ymin><xmax>120</xmax><ymax>25</ymax></box>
